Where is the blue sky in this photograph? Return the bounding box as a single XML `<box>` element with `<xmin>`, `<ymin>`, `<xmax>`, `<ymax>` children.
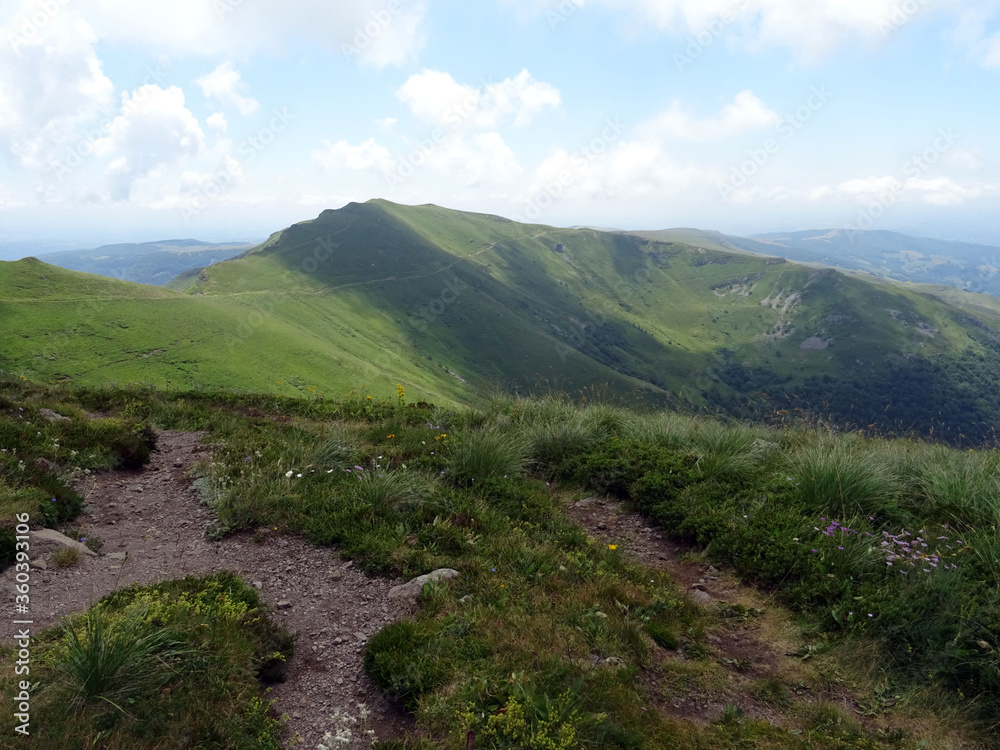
<box><xmin>0</xmin><ymin>0</ymin><xmax>998</xmax><ymax>252</ymax></box>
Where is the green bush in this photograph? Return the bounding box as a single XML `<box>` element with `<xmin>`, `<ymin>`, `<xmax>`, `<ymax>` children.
<box><xmin>16</xmin><ymin>572</ymin><xmax>291</xmax><ymax>748</ymax></box>
<box><xmin>364</xmin><ymin>621</ymin><xmax>450</xmax><ymax>711</ymax></box>
<box><xmin>556</xmin><ymin>439</ymin><xmax>693</xmax><ymax>497</ymax></box>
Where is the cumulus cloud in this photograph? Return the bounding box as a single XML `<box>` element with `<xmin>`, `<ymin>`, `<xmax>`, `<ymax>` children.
<box><xmin>416</xmin><ymin>131</ymin><xmax>523</xmax><ymax>186</ymax></box>
<box><xmin>196</xmin><ymin>63</ymin><xmax>258</xmax><ymax>116</ymax></box>
<box><xmin>0</xmin><ymin>4</ymin><xmax>114</xmax><ymax>169</ymax></box>
<box><xmin>640</xmin><ymin>90</ymin><xmax>780</xmax><ymax>141</ymax></box>
<box><xmin>521</xmin><ymin>137</ymin><xmax>714</xmax><ymax>213</ymax></box>
<box><xmin>396</xmin><ymin>69</ymin><xmax>560</xmax><ymax>129</ymax></box>
<box><xmin>93</xmin><ymin>85</ymin><xmax>205</xmax><ymax>201</ymax></box>
<box><xmin>312</xmin><ymin>138</ymin><xmax>396</xmax><ymax>173</ymax></box>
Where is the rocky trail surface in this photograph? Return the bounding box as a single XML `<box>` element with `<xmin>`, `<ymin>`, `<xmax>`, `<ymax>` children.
<box><xmin>0</xmin><ymin>431</ymin><xmax>413</xmax><ymax>748</ymax></box>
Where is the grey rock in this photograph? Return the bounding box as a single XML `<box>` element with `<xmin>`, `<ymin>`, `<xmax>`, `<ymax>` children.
<box><xmin>689</xmin><ymin>589</ymin><xmax>713</xmax><ymax>606</ymax></box>
<box><xmin>39</xmin><ymin>409</ymin><xmax>70</xmax><ymax>422</ymax></box>
<box><xmin>34</xmin><ymin>457</ymin><xmax>60</xmax><ymax>473</ymax></box>
<box><xmin>276</xmin><ymin>600</ymin><xmax>293</xmax><ymax>610</ymax></box>
<box><xmin>33</xmin><ymin>529</ymin><xmax>97</xmax><ymax>556</ymax></box>
<box><xmin>107</xmin><ymin>552</ymin><xmax>127</xmax><ymax>561</ymax></box>
<box><xmin>576</xmin><ymin>497</ymin><xmax>599</xmax><ymax>508</ymax></box>
<box><xmin>387</xmin><ymin>568</ymin><xmax>460</xmax><ymax>601</ymax></box>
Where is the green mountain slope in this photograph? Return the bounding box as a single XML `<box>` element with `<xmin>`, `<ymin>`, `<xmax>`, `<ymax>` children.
<box><xmin>7</xmin><ymin>201</ymin><xmax>1000</xmax><ymax>440</ymax></box>
<box><xmin>36</xmin><ymin>239</ymin><xmax>255</xmax><ymax>286</ymax></box>
<box><xmin>0</xmin><ymin>258</ymin><xmax>468</xmax><ymax>400</ymax></box>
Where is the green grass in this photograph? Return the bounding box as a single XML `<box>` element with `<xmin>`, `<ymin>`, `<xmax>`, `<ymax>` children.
<box><xmin>2</xmin><ymin>378</ymin><xmax>997</xmax><ymax>748</ymax></box>
<box><xmin>0</xmin><ymin>572</ymin><xmax>292</xmax><ymax>749</ymax></box>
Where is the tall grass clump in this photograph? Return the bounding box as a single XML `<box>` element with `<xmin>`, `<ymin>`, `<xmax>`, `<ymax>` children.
<box><xmin>446</xmin><ymin>426</ymin><xmax>528</xmax><ymax>487</ymax></box>
<box><xmin>688</xmin><ymin>421</ymin><xmax>769</xmax><ymax>480</ymax></box>
<box><xmin>903</xmin><ymin>445</ymin><xmax>1000</xmax><ymax>527</ymax></box>
<box><xmin>53</xmin><ymin>603</ymin><xmax>194</xmax><ymax>712</ymax></box>
<box><xmin>791</xmin><ymin>440</ymin><xmax>903</xmax><ymax>521</ymax></box>
<box><xmin>313</xmin><ymin>421</ymin><xmax>360</xmax><ymax>471</ymax></box>
<box><xmin>621</xmin><ymin>411</ymin><xmax>699</xmax><ymax>451</ymax></box>
<box><xmin>350</xmin><ymin>467</ymin><xmax>428</xmax><ymax>511</ymax></box>
<box><xmin>523</xmin><ymin>414</ymin><xmax>601</xmax><ymax>472</ymax></box>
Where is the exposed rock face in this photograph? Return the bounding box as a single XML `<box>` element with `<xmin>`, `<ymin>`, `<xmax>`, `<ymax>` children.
<box><xmin>387</xmin><ymin>569</ymin><xmax>460</xmax><ymax>602</ymax></box>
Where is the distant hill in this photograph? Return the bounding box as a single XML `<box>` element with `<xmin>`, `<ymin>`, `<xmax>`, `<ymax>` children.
<box><xmin>36</xmin><ymin>239</ymin><xmax>256</xmax><ymax>286</ymax></box>
<box><xmin>723</xmin><ymin>228</ymin><xmax>1000</xmax><ymax>297</ymax></box>
<box><xmin>7</xmin><ymin>201</ymin><xmax>1000</xmax><ymax>441</ymax></box>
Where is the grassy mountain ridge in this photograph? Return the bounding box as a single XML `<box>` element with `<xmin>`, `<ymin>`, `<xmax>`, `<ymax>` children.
<box><xmin>7</xmin><ymin>200</ymin><xmax>1000</xmax><ymax>440</ymax></box>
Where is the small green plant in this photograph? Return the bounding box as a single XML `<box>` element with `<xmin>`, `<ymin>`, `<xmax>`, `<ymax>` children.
<box><xmin>463</xmin><ymin>690</ymin><xmax>584</xmax><ymax>750</ymax></box>
<box><xmin>52</xmin><ymin>546</ymin><xmax>81</xmax><ymax>567</ymax></box>
<box><xmin>645</xmin><ymin>621</ymin><xmax>679</xmax><ymax>650</ymax></box>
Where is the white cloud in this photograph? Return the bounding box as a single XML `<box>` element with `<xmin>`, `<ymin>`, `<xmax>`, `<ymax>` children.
<box><xmin>196</xmin><ymin>63</ymin><xmax>259</xmax><ymax>116</ymax></box>
<box><xmin>522</xmin><ymin>137</ymin><xmax>714</xmax><ymax>208</ymax></box>
<box><xmin>206</xmin><ymin>112</ymin><xmax>228</xmax><ymax>137</ymax></box>
<box><xmin>904</xmin><ymin>176</ymin><xmax>995</xmax><ymax>206</ymax></box>
<box><xmin>56</xmin><ymin>0</ymin><xmax>427</xmax><ymax>68</ymax></box>
<box><xmin>418</xmin><ymin>132</ymin><xmax>523</xmax><ymax>186</ymax></box>
<box><xmin>503</xmin><ymin>0</ymin><xmax>948</xmax><ymax>62</ymax></box>
<box><xmin>312</xmin><ymin>138</ymin><xmax>396</xmax><ymax>173</ymax></box>
<box><xmin>640</xmin><ymin>90</ymin><xmax>780</xmax><ymax>141</ymax></box>
<box><xmin>375</xmin><ymin>116</ymin><xmax>398</xmax><ymax>132</ymax></box>
<box><xmin>836</xmin><ymin>176</ymin><xmax>904</xmax><ymax>201</ymax></box>
<box><xmin>396</xmin><ymin>69</ymin><xmax>560</xmax><ymax>129</ymax></box>
<box><xmin>0</xmin><ymin>5</ymin><xmax>114</xmax><ymax>169</ymax></box>
<box><xmin>93</xmin><ymin>85</ymin><xmax>205</xmax><ymax>201</ymax></box>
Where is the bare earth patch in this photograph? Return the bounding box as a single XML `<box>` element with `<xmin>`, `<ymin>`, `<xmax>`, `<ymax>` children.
<box><xmin>0</xmin><ymin>431</ymin><xmax>413</xmax><ymax>748</ymax></box>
